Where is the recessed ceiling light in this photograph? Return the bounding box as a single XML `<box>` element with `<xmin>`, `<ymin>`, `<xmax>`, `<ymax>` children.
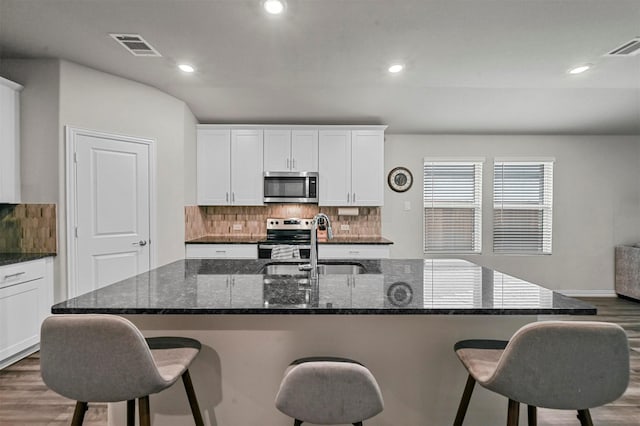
<box><xmin>568</xmin><ymin>64</ymin><xmax>591</xmax><ymax>75</ymax></box>
<box><xmin>388</xmin><ymin>64</ymin><xmax>404</xmax><ymax>73</ymax></box>
<box><xmin>263</xmin><ymin>0</ymin><xmax>285</xmax><ymax>15</ymax></box>
<box><xmin>178</xmin><ymin>64</ymin><xmax>195</xmax><ymax>73</ymax></box>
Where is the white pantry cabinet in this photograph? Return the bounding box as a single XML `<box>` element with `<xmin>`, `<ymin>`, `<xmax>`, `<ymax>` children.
<box><xmin>197</xmin><ymin>127</ymin><xmax>264</xmax><ymax>205</ymax></box>
<box><xmin>0</xmin><ymin>76</ymin><xmax>23</xmax><ymax>203</ymax></box>
<box><xmin>319</xmin><ymin>129</ymin><xmax>384</xmax><ymax>206</ymax></box>
<box><xmin>0</xmin><ymin>257</ymin><xmax>53</xmax><ymax>370</ymax></box>
<box><xmin>264</xmin><ymin>129</ymin><xmax>318</xmax><ymax>172</ymax></box>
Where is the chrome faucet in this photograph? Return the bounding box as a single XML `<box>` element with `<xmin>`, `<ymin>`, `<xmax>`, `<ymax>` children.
<box><xmin>299</xmin><ymin>213</ymin><xmax>333</xmax><ymax>278</ymax></box>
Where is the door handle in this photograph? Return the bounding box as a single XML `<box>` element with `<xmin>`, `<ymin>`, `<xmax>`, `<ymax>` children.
<box><xmin>132</xmin><ymin>240</ymin><xmax>147</xmax><ymax>246</ymax></box>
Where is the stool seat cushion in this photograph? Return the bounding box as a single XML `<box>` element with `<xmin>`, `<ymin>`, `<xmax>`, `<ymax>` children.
<box><xmin>275</xmin><ymin>358</ymin><xmax>384</xmax><ymax>425</ymax></box>
<box><xmin>454</xmin><ymin>340</ymin><xmax>508</xmax><ymax>383</ymax></box>
<box><xmin>146</xmin><ymin>337</ymin><xmax>201</xmax><ymax>382</ymax></box>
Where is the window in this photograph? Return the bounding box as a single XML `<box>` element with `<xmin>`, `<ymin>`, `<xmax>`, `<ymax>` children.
<box><xmin>423</xmin><ymin>160</ymin><xmax>483</xmax><ymax>253</ymax></box>
<box><xmin>493</xmin><ymin>160</ymin><xmax>554</xmax><ymax>254</ymax></box>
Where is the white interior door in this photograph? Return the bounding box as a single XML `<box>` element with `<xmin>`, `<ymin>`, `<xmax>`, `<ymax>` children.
<box><xmin>73</xmin><ymin>131</ymin><xmax>151</xmax><ymax>296</ymax></box>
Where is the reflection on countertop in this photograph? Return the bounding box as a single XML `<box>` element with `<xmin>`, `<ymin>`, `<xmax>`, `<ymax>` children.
<box><xmin>185</xmin><ymin>235</ymin><xmax>393</xmax><ymax>245</ymax></box>
<box><xmin>52</xmin><ymin>258</ymin><xmax>595</xmax><ymax>315</ymax></box>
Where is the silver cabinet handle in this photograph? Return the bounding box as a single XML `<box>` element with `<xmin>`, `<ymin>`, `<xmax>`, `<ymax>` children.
<box><xmin>286</xmin><ymin>158</ymin><xmax>290</xmax><ymax>169</ymax></box>
<box><xmin>226</xmin><ymin>192</ymin><xmax>229</xmax><ymax>202</ymax></box>
<box><xmin>215</xmin><ymin>250</ymin><xmax>226</xmax><ymax>254</ymax></box>
<box><xmin>347</xmin><ymin>193</ymin><xmax>350</xmax><ymax>203</ymax></box>
<box><xmin>132</xmin><ymin>240</ymin><xmax>147</xmax><ymax>246</ymax></box>
<box><xmin>232</xmin><ymin>192</ymin><xmax>235</xmax><ymax>202</ymax></box>
<box><xmin>3</xmin><ymin>271</ymin><xmax>26</xmax><ymax>280</ymax></box>
<box><xmin>353</xmin><ymin>193</ymin><xmax>356</xmax><ymax>203</ymax></box>
<box><xmin>292</xmin><ymin>158</ymin><xmax>296</xmax><ymax>169</ymax></box>
<box><xmin>349</xmin><ymin>250</ymin><xmax>360</xmax><ymax>254</ymax></box>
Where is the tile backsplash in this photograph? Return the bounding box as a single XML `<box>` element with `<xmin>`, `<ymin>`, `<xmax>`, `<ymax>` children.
<box><xmin>185</xmin><ymin>205</ymin><xmax>381</xmax><ymax>240</ymax></box>
<box><xmin>0</xmin><ymin>204</ymin><xmax>57</xmax><ymax>253</ymax></box>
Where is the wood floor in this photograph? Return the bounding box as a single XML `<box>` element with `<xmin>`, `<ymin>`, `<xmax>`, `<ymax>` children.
<box><xmin>0</xmin><ymin>297</ymin><xmax>638</xmax><ymax>426</ymax></box>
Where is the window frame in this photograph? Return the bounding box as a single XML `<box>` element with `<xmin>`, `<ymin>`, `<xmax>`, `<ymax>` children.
<box><xmin>492</xmin><ymin>159</ymin><xmax>554</xmax><ymax>255</ymax></box>
<box><xmin>423</xmin><ymin>158</ymin><xmax>484</xmax><ymax>255</ymax></box>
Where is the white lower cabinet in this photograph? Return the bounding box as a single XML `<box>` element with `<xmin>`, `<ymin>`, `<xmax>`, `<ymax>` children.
<box><xmin>0</xmin><ymin>257</ymin><xmax>53</xmax><ymax>369</ymax></box>
<box><xmin>318</xmin><ymin>244</ymin><xmax>390</xmax><ymax>259</ymax></box>
<box><xmin>196</xmin><ymin>274</ymin><xmax>263</xmax><ymax>308</ymax></box>
<box><xmin>186</xmin><ymin>244</ymin><xmax>258</xmax><ymax>259</ymax></box>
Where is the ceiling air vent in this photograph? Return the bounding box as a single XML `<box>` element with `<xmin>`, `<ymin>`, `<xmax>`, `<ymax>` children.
<box><xmin>606</xmin><ymin>37</ymin><xmax>640</xmax><ymax>56</ymax></box>
<box><xmin>109</xmin><ymin>34</ymin><xmax>161</xmax><ymax>57</ymax></box>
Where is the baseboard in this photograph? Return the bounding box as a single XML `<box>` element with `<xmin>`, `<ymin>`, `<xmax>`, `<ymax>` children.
<box><xmin>556</xmin><ymin>289</ymin><xmax>617</xmax><ymax>297</ymax></box>
<box><xmin>0</xmin><ymin>344</ymin><xmax>39</xmax><ymax>370</ymax></box>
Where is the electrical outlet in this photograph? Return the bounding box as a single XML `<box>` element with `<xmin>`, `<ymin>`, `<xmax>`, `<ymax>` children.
<box><xmin>340</xmin><ymin>224</ymin><xmax>350</xmax><ymax>231</ymax></box>
<box><xmin>232</xmin><ymin>223</ymin><xmax>242</xmax><ymax>231</ymax></box>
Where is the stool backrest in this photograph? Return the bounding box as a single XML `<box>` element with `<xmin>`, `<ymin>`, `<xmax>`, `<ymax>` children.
<box><xmin>487</xmin><ymin>321</ymin><xmax>629</xmax><ymax>410</ymax></box>
<box><xmin>40</xmin><ymin>314</ymin><xmax>167</xmax><ymax>402</ymax></box>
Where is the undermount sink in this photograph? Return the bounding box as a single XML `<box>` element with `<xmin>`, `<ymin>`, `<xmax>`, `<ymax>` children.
<box><xmin>260</xmin><ymin>263</ymin><xmax>366</xmax><ymax>275</ymax></box>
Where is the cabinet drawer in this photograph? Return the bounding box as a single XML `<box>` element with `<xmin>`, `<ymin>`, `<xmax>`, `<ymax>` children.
<box><xmin>0</xmin><ymin>259</ymin><xmax>46</xmax><ymax>289</ymax></box>
<box><xmin>318</xmin><ymin>245</ymin><xmax>390</xmax><ymax>259</ymax></box>
<box><xmin>186</xmin><ymin>244</ymin><xmax>258</xmax><ymax>259</ymax></box>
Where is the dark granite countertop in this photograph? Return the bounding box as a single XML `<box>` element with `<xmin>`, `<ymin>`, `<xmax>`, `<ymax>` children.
<box><xmin>52</xmin><ymin>258</ymin><xmax>595</xmax><ymax>315</ymax></box>
<box><xmin>185</xmin><ymin>235</ymin><xmax>393</xmax><ymax>245</ymax></box>
<box><xmin>0</xmin><ymin>253</ymin><xmax>56</xmax><ymax>267</ymax></box>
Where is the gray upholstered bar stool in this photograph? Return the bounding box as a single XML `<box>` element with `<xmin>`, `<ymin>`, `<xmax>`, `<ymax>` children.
<box><xmin>40</xmin><ymin>314</ymin><xmax>205</xmax><ymax>426</ymax></box>
<box><xmin>453</xmin><ymin>321</ymin><xmax>629</xmax><ymax>426</ymax></box>
<box><xmin>275</xmin><ymin>356</ymin><xmax>384</xmax><ymax>426</ymax></box>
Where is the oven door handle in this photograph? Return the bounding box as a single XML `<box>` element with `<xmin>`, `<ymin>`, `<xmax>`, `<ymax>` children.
<box><xmin>259</xmin><ymin>244</ymin><xmax>311</xmax><ymax>250</ymax></box>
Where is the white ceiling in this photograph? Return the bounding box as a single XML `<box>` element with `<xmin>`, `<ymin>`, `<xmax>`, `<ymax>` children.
<box><xmin>1</xmin><ymin>0</ymin><xmax>639</xmax><ymax>134</ymax></box>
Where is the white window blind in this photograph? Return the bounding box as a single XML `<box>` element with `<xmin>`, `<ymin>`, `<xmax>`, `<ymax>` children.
<box><xmin>493</xmin><ymin>161</ymin><xmax>553</xmax><ymax>254</ymax></box>
<box><xmin>423</xmin><ymin>161</ymin><xmax>482</xmax><ymax>253</ymax></box>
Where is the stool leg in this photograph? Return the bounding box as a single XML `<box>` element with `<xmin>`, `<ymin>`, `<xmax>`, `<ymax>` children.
<box><xmin>507</xmin><ymin>399</ymin><xmax>519</xmax><ymax>426</ymax></box>
<box><xmin>577</xmin><ymin>409</ymin><xmax>593</xmax><ymax>426</ymax></box>
<box><xmin>454</xmin><ymin>374</ymin><xmax>476</xmax><ymax>426</ymax></box>
<box><xmin>182</xmin><ymin>369</ymin><xmax>205</xmax><ymax>426</ymax></box>
<box><xmin>353</xmin><ymin>423</ymin><xmax>363</xmax><ymax>426</ymax></box>
<box><xmin>527</xmin><ymin>405</ymin><xmax>537</xmax><ymax>426</ymax></box>
<box><xmin>71</xmin><ymin>401</ymin><xmax>88</xmax><ymax>426</ymax></box>
<box><xmin>138</xmin><ymin>396</ymin><xmax>151</xmax><ymax>426</ymax></box>
<box><xmin>294</xmin><ymin>420</ymin><xmax>303</xmax><ymax>426</ymax></box>
<box><xmin>126</xmin><ymin>400</ymin><xmax>135</xmax><ymax>426</ymax></box>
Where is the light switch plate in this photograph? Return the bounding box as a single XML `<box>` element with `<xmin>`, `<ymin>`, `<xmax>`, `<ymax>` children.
<box><xmin>404</xmin><ymin>201</ymin><xmax>411</xmax><ymax>211</ymax></box>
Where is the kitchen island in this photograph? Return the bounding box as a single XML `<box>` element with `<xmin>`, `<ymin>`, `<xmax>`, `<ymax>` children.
<box><xmin>52</xmin><ymin>259</ymin><xmax>595</xmax><ymax>426</ymax></box>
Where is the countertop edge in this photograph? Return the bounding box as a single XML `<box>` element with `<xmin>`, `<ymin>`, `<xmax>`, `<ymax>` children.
<box><xmin>0</xmin><ymin>253</ymin><xmax>57</xmax><ymax>267</ymax></box>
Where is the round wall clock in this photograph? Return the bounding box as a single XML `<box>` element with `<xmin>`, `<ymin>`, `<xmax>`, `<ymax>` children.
<box><xmin>388</xmin><ymin>167</ymin><xmax>413</xmax><ymax>192</ymax></box>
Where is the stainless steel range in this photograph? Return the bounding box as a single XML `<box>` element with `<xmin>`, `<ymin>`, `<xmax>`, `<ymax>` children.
<box><xmin>258</xmin><ymin>218</ymin><xmax>314</xmax><ymax>259</ymax></box>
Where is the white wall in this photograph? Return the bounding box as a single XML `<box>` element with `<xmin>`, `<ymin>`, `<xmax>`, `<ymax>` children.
<box><xmin>382</xmin><ymin>134</ymin><xmax>640</xmax><ymax>294</ymax></box>
<box><xmin>1</xmin><ymin>59</ymin><xmax>197</xmax><ymax>301</ymax></box>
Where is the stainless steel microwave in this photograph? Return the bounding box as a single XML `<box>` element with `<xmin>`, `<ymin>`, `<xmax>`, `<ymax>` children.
<box><xmin>263</xmin><ymin>171</ymin><xmax>318</xmax><ymax>203</ymax></box>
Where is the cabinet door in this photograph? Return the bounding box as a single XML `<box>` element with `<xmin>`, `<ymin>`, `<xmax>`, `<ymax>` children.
<box><xmin>351</xmin><ymin>130</ymin><xmax>384</xmax><ymax>206</ymax></box>
<box><xmin>351</xmin><ymin>275</ymin><xmax>384</xmax><ymax>308</ymax></box>
<box><xmin>231</xmin><ymin>129</ymin><xmax>264</xmax><ymax>205</ymax></box>
<box><xmin>196</xmin><ymin>275</ymin><xmax>231</xmax><ymax>308</ymax></box>
<box><xmin>0</xmin><ymin>82</ymin><xmax>20</xmax><ymax>203</ymax></box>
<box><xmin>264</xmin><ymin>129</ymin><xmax>291</xmax><ymax>172</ymax></box>
<box><xmin>0</xmin><ymin>277</ymin><xmax>46</xmax><ymax>363</ymax></box>
<box><xmin>197</xmin><ymin>129</ymin><xmax>231</xmax><ymax>205</ymax></box>
<box><xmin>319</xmin><ymin>130</ymin><xmax>351</xmax><ymax>206</ymax></box>
<box><xmin>291</xmin><ymin>130</ymin><xmax>318</xmax><ymax>172</ymax></box>
<box><xmin>318</xmin><ymin>275</ymin><xmax>351</xmax><ymax>308</ymax></box>
<box><xmin>231</xmin><ymin>275</ymin><xmax>264</xmax><ymax>308</ymax></box>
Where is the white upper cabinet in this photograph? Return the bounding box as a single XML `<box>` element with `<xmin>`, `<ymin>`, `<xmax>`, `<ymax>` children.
<box><xmin>197</xmin><ymin>128</ymin><xmax>232</xmax><ymax>205</ymax></box>
<box><xmin>319</xmin><ymin>129</ymin><xmax>384</xmax><ymax>206</ymax></box>
<box><xmin>351</xmin><ymin>130</ymin><xmax>384</xmax><ymax>206</ymax></box>
<box><xmin>0</xmin><ymin>77</ymin><xmax>23</xmax><ymax>203</ymax></box>
<box><xmin>231</xmin><ymin>129</ymin><xmax>264</xmax><ymax>205</ymax></box>
<box><xmin>197</xmin><ymin>127</ymin><xmax>264</xmax><ymax>206</ymax></box>
<box><xmin>319</xmin><ymin>130</ymin><xmax>352</xmax><ymax>205</ymax></box>
<box><xmin>264</xmin><ymin>129</ymin><xmax>318</xmax><ymax>172</ymax></box>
